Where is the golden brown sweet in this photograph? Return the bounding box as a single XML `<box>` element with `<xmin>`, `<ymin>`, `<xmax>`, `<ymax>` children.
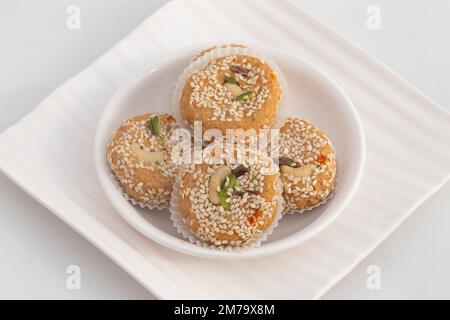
<box><xmin>278</xmin><ymin>117</ymin><xmax>336</xmax><ymax>211</ymax></box>
<box><xmin>180</xmin><ymin>54</ymin><xmax>281</xmax><ymax>134</ymax></box>
<box><xmin>107</xmin><ymin>113</ymin><xmax>180</xmax><ymax>207</ymax></box>
<box><xmin>178</xmin><ymin>144</ymin><xmax>280</xmax><ymax>246</ymax></box>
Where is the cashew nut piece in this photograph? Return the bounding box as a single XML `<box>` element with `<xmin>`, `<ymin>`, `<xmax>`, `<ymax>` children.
<box><xmin>208</xmin><ymin>165</ymin><xmax>232</xmax><ymax>205</ymax></box>
<box><xmin>224</xmin><ymin>82</ymin><xmax>243</xmax><ymax>99</ymax></box>
<box><xmin>280</xmin><ymin>164</ymin><xmax>316</xmax><ymax>177</ymax></box>
<box><xmin>131</xmin><ymin>143</ymin><xmax>163</xmax><ymax>163</ymax></box>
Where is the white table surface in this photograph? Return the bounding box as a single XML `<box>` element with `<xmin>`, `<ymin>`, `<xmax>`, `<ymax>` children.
<box><xmin>1</xmin><ymin>0</ymin><xmax>449</xmax><ymax>299</ymax></box>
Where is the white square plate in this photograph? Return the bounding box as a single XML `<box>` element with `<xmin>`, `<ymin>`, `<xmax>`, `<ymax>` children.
<box><xmin>0</xmin><ymin>0</ymin><xmax>449</xmax><ymax>299</ymax></box>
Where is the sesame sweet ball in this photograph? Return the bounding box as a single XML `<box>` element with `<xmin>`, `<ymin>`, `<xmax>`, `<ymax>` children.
<box><xmin>278</xmin><ymin>117</ymin><xmax>336</xmax><ymax>212</ymax></box>
<box><xmin>177</xmin><ymin>145</ymin><xmax>281</xmax><ymax>246</ymax></box>
<box><xmin>179</xmin><ymin>53</ymin><xmax>282</xmax><ymax>134</ymax></box>
<box><xmin>107</xmin><ymin>113</ymin><xmax>180</xmax><ymax>208</ymax></box>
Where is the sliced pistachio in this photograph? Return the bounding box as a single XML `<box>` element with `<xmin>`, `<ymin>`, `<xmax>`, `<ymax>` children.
<box><xmin>236</xmin><ymin>91</ymin><xmax>254</xmax><ymax>102</ymax></box>
<box><xmin>218</xmin><ymin>173</ymin><xmax>236</xmax><ymax>209</ymax></box>
<box><xmin>218</xmin><ymin>190</ymin><xmax>230</xmax><ymax>209</ymax></box>
<box><xmin>208</xmin><ymin>165</ymin><xmax>232</xmax><ymax>205</ymax></box>
<box><xmin>280</xmin><ymin>164</ymin><xmax>316</xmax><ymax>177</ymax></box>
<box><xmin>230</xmin><ymin>65</ymin><xmax>250</xmax><ymax>76</ymax></box>
<box><xmin>224</xmin><ymin>82</ymin><xmax>244</xmax><ymax>100</ymax></box>
<box><xmin>130</xmin><ymin>143</ymin><xmax>163</xmax><ymax>163</ymax></box>
<box><xmin>224</xmin><ymin>75</ymin><xmax>237</xmax><ymax>84</ymax></box>
<box><xmin>232</xmin><ymin>165</ymin><xmax>249</xmax><ymax>178</ymax></box>
<box><xmin>147</xmin><ymin>116</ymin><xmax>161</xmax><ymax>136</ymax></box>
<box><xmin>225</xmin><ymin>174</ymin><xmax>236</xmax><ymax>189</ymax></box>
<box><xmin>279</xmin><ymin>157</ymin><xmax>295</xmax><ymax>166</ymax></box>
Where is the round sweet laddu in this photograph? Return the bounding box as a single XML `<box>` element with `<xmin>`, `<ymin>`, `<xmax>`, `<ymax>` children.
<box><xmin>177</xmin><ymin>148</ymin><xmax>280</xmax><ymax>246</ymax></box>
<box><xmin>180</xmin><ymin>53</ymin><xmax>281</xmax><ymax>134</ymax></box>
<box><xmin>278</xmin><ymin>117</ymin><xmax>336</xmax><ymax>212</ymax></box>
<box><xmin>107</xmin><ymin>113</ymin><xmax>180</xmax><ymax>207</ymax></box>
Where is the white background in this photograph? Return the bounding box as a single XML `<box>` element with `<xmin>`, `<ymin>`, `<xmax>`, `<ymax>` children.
<box><xmin>1</xmin><ymin>0</ymin><xmax>449</xmax><ymax>299</ymax></box>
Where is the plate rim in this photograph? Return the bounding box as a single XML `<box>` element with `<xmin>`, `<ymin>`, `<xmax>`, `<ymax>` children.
<box><xmin>94</xmin><ymin>43</ymin><xmax>366</xmax><ymax>260</ymax></box>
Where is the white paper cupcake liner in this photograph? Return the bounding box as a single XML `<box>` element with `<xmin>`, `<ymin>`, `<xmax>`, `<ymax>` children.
<box><xmin>169</xmin><ymin>169</ymin><xmax>285</xmax><ymax>252</ymax></box>
<box><xmin>171</xmin><ymin>43</ymin><xmax>289</xmax><ymax>132</ymax></box>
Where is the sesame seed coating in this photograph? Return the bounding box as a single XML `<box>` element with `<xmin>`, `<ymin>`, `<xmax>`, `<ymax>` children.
<box><xmin>279</xmin><ymin>117</ymin><xmax>336</xmax><ymax>211</ymax></box>
<box><xmin>178</xmin><ymin>145</ymin><xmax>280</xmax><ymax>246</ymax></box>
<box><xmin>180</xmin><ymin>54</ymin><xmax>281</xmax><ymax>133</ymax></box>
<box><xmin>107</xmin><ymin>113</ymin><xmax>180</xmax><ymax>207</ymax></box>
